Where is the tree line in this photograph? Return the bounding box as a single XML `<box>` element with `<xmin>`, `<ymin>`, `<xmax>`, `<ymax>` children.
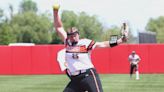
<box><xmin>0</xmin><ymin>0</ymin><xmax>164</xmax><ymax>45</ymax></box>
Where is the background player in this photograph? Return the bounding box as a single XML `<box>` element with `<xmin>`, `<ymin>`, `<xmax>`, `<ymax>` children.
<box><xmin>128</xmin><ymin>51</ymin><xmax>141</xmax><ymax>80</ymax></box>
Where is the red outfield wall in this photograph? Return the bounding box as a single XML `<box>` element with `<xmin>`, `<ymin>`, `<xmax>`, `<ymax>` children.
<box><xmin>0</xmin><ymin>44</ymin><xmax>164</xmax><ymax>75</ymax></box>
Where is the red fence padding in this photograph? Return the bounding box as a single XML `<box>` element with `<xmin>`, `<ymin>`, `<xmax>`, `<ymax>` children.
<box><xmin>0</xmin><ymin>46</ymin><xmax>12</xmax><ymax>74</ymax></box>
<box><xmin>92</xmin><ymin>48</ymin><xmax>110</xmax><ymax>74</ymax></box>
<box><xmin>0</xmin><ymin>44</ymin><xmax>164</xmax><ymax>75</ymax></box>
<box><xmin>12</xmin><ymin>46</ymin><xmax>32</xmax><ymax>74</ymax></box>
<box><xmin>149</xmin><ymin>44</ymin><xmax>164</xmax><ymax>73</ymax></box>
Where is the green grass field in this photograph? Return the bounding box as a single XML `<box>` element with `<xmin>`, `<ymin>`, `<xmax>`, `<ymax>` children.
<box><xmin>0</xmin><ymin>74</ymin><xmax>164</xmax><ymax>92</ymax></box>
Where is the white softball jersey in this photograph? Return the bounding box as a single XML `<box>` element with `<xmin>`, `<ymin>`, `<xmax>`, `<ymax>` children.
<box><xmin>128</xmin><ymin>54</ymin><xmax>141</xmax><ymax>63</ymax></box>
<box><xmin>65</xmin><ymin>38</ymin><xmax>95</xmax><ymax>73</ymax></box>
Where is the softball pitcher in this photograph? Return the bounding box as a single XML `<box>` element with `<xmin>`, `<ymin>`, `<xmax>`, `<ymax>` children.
<box><xmin>53</xmin><ymin>4</ymin><xmax>129</xmax><ymax>92</ymax></box>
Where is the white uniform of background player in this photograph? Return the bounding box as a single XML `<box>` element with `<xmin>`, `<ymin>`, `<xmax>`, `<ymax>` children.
<box><xmin>128</xmin><ymin>51</ymin><xmax>141</xmax><ymax>80</ymax></box>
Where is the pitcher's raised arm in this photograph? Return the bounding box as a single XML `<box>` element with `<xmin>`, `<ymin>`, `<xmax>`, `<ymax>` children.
<box><xmin>53</xmin><ymin>4</ymin><xmax>67</xmax><ymax>42</ymax></box>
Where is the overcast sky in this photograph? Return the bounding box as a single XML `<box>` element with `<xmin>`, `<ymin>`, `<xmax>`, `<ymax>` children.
<box><xmin>1</xmin><ymin>0</ymin><xmax>164</xmax><ymax>36</ymax></box>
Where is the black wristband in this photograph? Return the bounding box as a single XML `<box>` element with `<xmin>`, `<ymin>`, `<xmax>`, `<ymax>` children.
<box><xmin>110</xmin><ymin>42</ymin><xmax>118</xmax><ymax>47</ymax></box>
<box><xmin>109</xmin><ymin>35</ymin><xmax>118</xmax><ymax>47</ymax></box>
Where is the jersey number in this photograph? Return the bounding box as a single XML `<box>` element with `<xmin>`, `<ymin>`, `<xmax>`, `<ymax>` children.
<box><xmin>72</xmin><ymin>53</ymin><xmax>79</xmax><ymax>59</ymax></box>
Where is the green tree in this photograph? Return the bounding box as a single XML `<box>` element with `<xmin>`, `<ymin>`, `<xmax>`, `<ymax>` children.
<box><xmin>0</xmin><ymin>9</ymin><xmax>3</xmax><ymax>19</ymax></box>
<box><xmin>61</xmin><ymin>11</ymin><xmax>103</xmax><ymax>41</ymax></box>
<box><xmin>9</xmin><ymin>4</ymin><xmax>14</xmax><ymax>18</ymax></box>
<box><xmin>51</xmin><ymin>31</ymin><xmax>63</xmax><ymax>44</ymax></box>
<box><xmin>0</xmin><ymin>0</ymin><xmax>53</xmax><ymax>45</ymax></box>
<box><xmin>77</xmin><ymin>12</ymin><xmax>103</xmax><ymax>41</ymax></box>
<box><xmin>0</xmin><ymin>8</ymin><xmax>4</xmax><ymax>22</ymax></box>
<box><xmin>146</xmin><ymin>16</ymin><xmax>164</xmax><ymax>43</ymax></box>
<box><xmin>0</xmin><ymin>23</ymin><xmax>16</xmax><ymax>45</ymax></box>
<box><xmin>10</xmin><ymin>12</ymin><xmax>52</xmax><ymax>44</ymax></box>
<box><xmin>61</xmin><ymin>10</ymin><xmax>78</xmax><ymax>29</ymax></box>
<box><xmin>0</xmin><ymin>8</ymin><xmax>16</xmax><ymax>45</ymax></box>
<box><xmin>19</xmin><ymin>0</ymin><xmax>38</xmax><ymax>13</ymax></box>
